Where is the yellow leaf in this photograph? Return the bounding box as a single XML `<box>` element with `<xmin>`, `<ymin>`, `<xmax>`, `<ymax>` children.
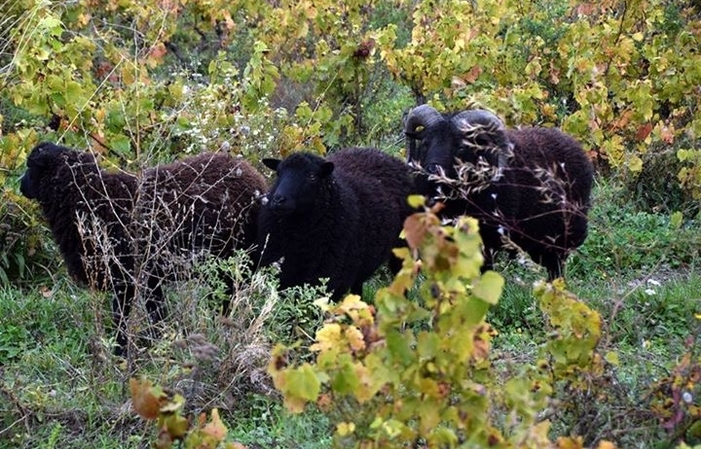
<box><xmin>129</xmin><ymin>378</ymin><xmax>165</xmax><ymax>420</ymax></box>
<box><xmin>160</xmin><ymin>393</ymin><xmax>185</xmax><ymax>414</ymax></box>
<box><xmin>407</xmin><ymin>194</ymin><xmax>425</xmax><ymax>209</ymax></box>
<box><xmin>121</xmin><ymin>64</ymin><xmax>136</xmax><ymax>85</ymax></box>
<box><xmin>345</xmin><ymin>326</ymin><xmax>366</xmax><ymax>352</ymax></box>
<box><xmin>163</xmin><ymin>413</ymin><xmax>189</xmax><ymax>439</ymax></box>
<box><xmin>310</xmin><ymin>323</ymin><xmax>343</xmax><ymax>352</ymax></box>
<box><xmin>604</xmin><ymin>351</ymin><xmax>619</xmax><ymax>366</ymax></box>
<box><xmin>337</xmin><ymin>421</ymin><xmax>356</xmax><ymax>436</ymax></box>
<box><xmin>632</xmin><ymin>32</ymin><xmax>644</xmax><ymax>42</ymax></box>
<box><xmin>670</xmin><ymin>211</ymin><xmax>683</xmax><ymax>229</ymax></box>
<box><xmin>628</xmin><ymin>155</ymin><xmax>643</xmax><ymax>173</ymax></box>
<box><xmin>557</xmin><ymin>436</ymin><xmax>585</xmax><ymax>449</ymax></box>
<box><xmin>336</xmin><ymin>294</ymin><xmax>365</xmax><ymax>315</ymax></box>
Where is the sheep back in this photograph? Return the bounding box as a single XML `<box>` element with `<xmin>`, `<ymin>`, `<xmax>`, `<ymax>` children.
<box><xmin>501</xmin><ymin>127</ymin><xmax>593</xmax><ymax>253</ymax></box>
<box><xmin>474</xmin><ymin>128</ymin><xmax>593</xmax><ymax>262</ymax></box>
<box><xmin>258</xmin><ymin>147</ymin><xmax>414</xmax><ymax>299</ymax></box>
<box><xmin>137</xmin><ymin>153</ymin><xmax>267</xmax><ymax>262</ymax></box>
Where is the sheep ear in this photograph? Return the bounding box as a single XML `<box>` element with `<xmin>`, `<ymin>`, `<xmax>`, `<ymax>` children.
<box><xmin>29</xmin><ymin>142</ymin><xmax>60</xmax><ymax>167</ymax></box>
<box><xmin>320</xmin><ymin>161</ymin><xmax>334</xmax><ymax>178</ymax></box>
<box><xmin>262</xmin><ymin>158</ymin><xmax>280</xmax><ymax>171</ymax></box>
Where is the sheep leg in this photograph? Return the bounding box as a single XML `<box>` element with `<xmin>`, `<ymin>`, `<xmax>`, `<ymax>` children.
<box><xmin>350</xmin><ymin>279</ymin><xmax>364</xmax><ymax>298</ymax></box>
<box><xmin>481</xmin><ymin>248</ymin><xmax>495</xmax><ymax>273</ymax></box>
<box><xmin>541</xmin><ymin>253</ymin><xmax>563</xmax><ymax>281</ymax></box>
<box><xmin>144</xmin><ymin>291</ymin><xmax>167</xmax><ymax>325</ymax></box>
<box><xmin>143</xmin><ymin>274</ymin><xmax>167</xmax><ymax>337</ymax></box>
<box><xmin>111</xmin><ymin>275</ymin><xmax>166</xmax><ymax>355</ymax></box>
<box><xmin>387</xmin><ymin>237</ymin><xmax>407</xmax><ymax>275</ymax></box>
<box><xmin>111</xmin><ymin>282</ymin><xmax>134</xmax><ymax>356</ymax></box>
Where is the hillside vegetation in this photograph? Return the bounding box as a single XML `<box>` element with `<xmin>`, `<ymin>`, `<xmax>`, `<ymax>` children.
<box><xmin>1</xmin><ymin>0</ymin><xmax>700</xmax><ymax>448</ymax></box>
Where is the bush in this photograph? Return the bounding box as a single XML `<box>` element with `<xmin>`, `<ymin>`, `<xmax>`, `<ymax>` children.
<box><xmin>269</xmin><ymin>201</ymin><xmax>619</xmax><ymax>447</ymax></box>
<box><xmin>0</xmin><ymin>188</ymin><xmax>60</xmax><ymax>285</ymax></box>
<box><xmin>567</xmin><ymin>179</ymin><xmax>701</xmax><ymax>279</ymax></box>
<box><xmin>624</xmin><ymin>140</ymin><xmax>701</xmax><ymax>217</ymax></box>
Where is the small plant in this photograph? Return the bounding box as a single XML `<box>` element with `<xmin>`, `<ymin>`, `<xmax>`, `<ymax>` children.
<box><xmin>0</xmin><ymin>189</ymin><xmax>57</xmax><ymax>285</ymax></box>
<box><xmin>647</xmin><ymin>326</ymin><xmax>701</xmax><ymax>445</ymax></box>
<box><xmin>269</xmin><ymin>199</ymin><xmax>615</xmax><ymax>448</ymax></box>
<box><xmin>130</xmin><ymin>377</ymin><xmax>245</xmax><ymax>449</ymax></box>
<box><xmin>567</xmin><ymin>179</ymin><xmax>701</xmax><ymax>280</ymax></box>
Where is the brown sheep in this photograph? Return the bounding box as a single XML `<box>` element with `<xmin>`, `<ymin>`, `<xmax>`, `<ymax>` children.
<box><xmin>20</xmin><ymin>142</ymin><xmax>267</xmax><ymax>354</ymax></box>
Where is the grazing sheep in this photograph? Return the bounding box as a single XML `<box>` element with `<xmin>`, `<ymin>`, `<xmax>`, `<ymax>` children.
<box><xmin>404</xmin><ymin>105</ymin><xmax>594</xmax><ymax>280</ymax></box>
<box><xmin>20</xmin><ymin>142</ymin><xmax>267</xmax><ymax>354</ymax></box>
<box><xmin>257</xmin><ymin>147</ymin><xmax>415</xmax><ymax>300</ymax></box>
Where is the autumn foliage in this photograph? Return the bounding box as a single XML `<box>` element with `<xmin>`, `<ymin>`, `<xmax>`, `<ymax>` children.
<box><xmin>2</xmin><ymin>0</ymin><xmax>701</xmax><ymax>446</ymax></box>
<box><xmin>268</xmin><ymin>200</ymin><xmax>617</xmax><ymax>448</ymax></box>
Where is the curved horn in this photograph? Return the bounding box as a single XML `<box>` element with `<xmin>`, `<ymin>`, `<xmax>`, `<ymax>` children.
<box><xmin>403</xmin><ymin>104</ymin><xmax>444</xmax><ymax>135</ymax></box>
<box><xmin>451</xmin><ymin>109</ymin><xmax>505</xmax><ymax>133</ymax></box>
<box><xmin>452</xmin><ymin>109</ymin><xmax>512</xmax><ymax>168</ymax></box>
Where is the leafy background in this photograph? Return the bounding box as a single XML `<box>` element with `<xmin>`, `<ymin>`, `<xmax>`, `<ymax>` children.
<box><xmin>1</xmin><ymin>0</ymin><xmax>700</xmax><ymax>448</ymax></box>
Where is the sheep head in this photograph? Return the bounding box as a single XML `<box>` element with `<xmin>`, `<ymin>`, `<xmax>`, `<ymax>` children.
<box><xmin>20</xmin><ymin>142</ymin><xmax>96</xmax><ymax>200</ymax></box>
<box><xmin>404</xmin><ymin>105</ymin><xmax>513</xmax><ymax>182</ymax></box>
<box><xmin>262</xmin><ymin>153</ymin><xmax>334</xmax><ymax>215</ymax></box>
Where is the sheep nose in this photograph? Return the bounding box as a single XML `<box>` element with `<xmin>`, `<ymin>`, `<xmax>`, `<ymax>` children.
<box><xmin>271</xmin><ymin>194</ymin><xmax>286</xmax><ymax>207</ymax></box>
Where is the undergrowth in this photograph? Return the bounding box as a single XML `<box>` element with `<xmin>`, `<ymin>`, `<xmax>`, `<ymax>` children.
<box><xmin>2</xmin><ymin>176</ymin><xmax>700</xmax><ymax>449</ymax></box>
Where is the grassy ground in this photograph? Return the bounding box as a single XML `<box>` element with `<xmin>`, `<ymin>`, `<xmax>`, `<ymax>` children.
<box><xmin>1</xmin><ymin>180</ymin><xmax>700</xmax><ymax>448</ymax></box>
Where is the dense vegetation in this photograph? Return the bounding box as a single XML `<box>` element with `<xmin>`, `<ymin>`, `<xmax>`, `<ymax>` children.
<box><xmin>1</xmin><ymin>0</ymin><xmax>700</xmax><ymax>447</ymax></box>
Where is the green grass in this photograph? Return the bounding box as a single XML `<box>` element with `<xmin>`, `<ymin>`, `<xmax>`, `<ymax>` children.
<box><xmin>2</xmin><ymin>180</ymin><xmax>701</xmax><ymax>448</ymax></box>
<box><xmin>0</xmin><ymin>268</ymin><xmax>333</xmax><ymax>448</ymax></box>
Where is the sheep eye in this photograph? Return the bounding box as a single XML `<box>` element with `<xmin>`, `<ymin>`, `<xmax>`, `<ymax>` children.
<box><xmin>475</xmin><ymin>136</ymin><xmax>491</xmax><ymax>147</ymax></box>
<box><xmin>308</xmin><ymin>173</ymin><xmax>317</xmax><ymax>181</ymax></box>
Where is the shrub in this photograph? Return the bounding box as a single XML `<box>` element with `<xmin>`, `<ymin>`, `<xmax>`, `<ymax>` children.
<box><xmin>269</xmin><ymin>200</ymin><xmax>618</xmax><ymax>448</ymax></box>
<box><xmin>0</xmin><ymin>188</ymin><xmax>60</xmax><ymax>285</ymax></box>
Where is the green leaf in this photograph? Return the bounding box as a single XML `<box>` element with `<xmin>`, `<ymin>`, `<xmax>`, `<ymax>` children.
<box><xmin>472</xmin><ymin>271</ymin><xmax>504</xmax><ymax>305</ymax></box>
<box><xmin>628</xmin><ymin>155</ymin><xmax>643</xmax><ymax>173</ymax></box>
<box><xmin>111</xmin><ymin>135</ymin><xmax>132</xmax><ymax>158</ymax></box>
<box><xmin>286</xmin><ymin>363</ymin><xmax>321</xmax><ymax>402</ymax></box>
<box><xmin>386</xmin><ymin>329</ymin><xmax>414</xmax><ymax>365</ymax></box>
<box><xmin>39</xmin><ymin>16</ymin><xmax>64</xmax><ymax>37</ymax></box>
<box><xmin>604</xmin><ymin>351</ymin><xmax>620</xmax><ymax>366</ymax></box>
<box><xmin>407</xmin><ymin>195</ymin><xmax>426</xmax><ymax>209</ymax></box>
<box><xmin>417</xmin><ymin>331</ymin><xmax>440</xmax><ymax>360</ymax></box>
<box><xmin>330</xmin><ymin>358</ymin><xmax>360</xmax><ymax>395</ymax></box>
<box><xmin>670</xmin><ymin>211</ymin><xmax>683</xmax><ymax>230</ymax></box>
<box><xmin>65</xmin><ymin>81</ymin><xmax>85</xmax><ymax>106</ymax></box>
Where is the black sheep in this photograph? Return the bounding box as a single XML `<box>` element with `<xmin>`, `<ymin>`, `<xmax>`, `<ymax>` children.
<box><xmin>257</xmin><ymin>147</ymin><xmax>414</xmax><ymax>300</ymax></box>
<box><xmin>404</xmin><ymin>105</ymin><xmax>594</xmax><ymax>280</ymax></box>
<box><xmin>20</xmin><ymin>142</ymin><xmax>267</xmax><ymax>353</ymax></box>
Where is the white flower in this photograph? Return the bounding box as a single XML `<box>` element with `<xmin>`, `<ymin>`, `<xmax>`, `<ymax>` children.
<box><xmin>682</xmin><ymin>391</ymin><xmax>693</xmax><ymax>404</ymax></box>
